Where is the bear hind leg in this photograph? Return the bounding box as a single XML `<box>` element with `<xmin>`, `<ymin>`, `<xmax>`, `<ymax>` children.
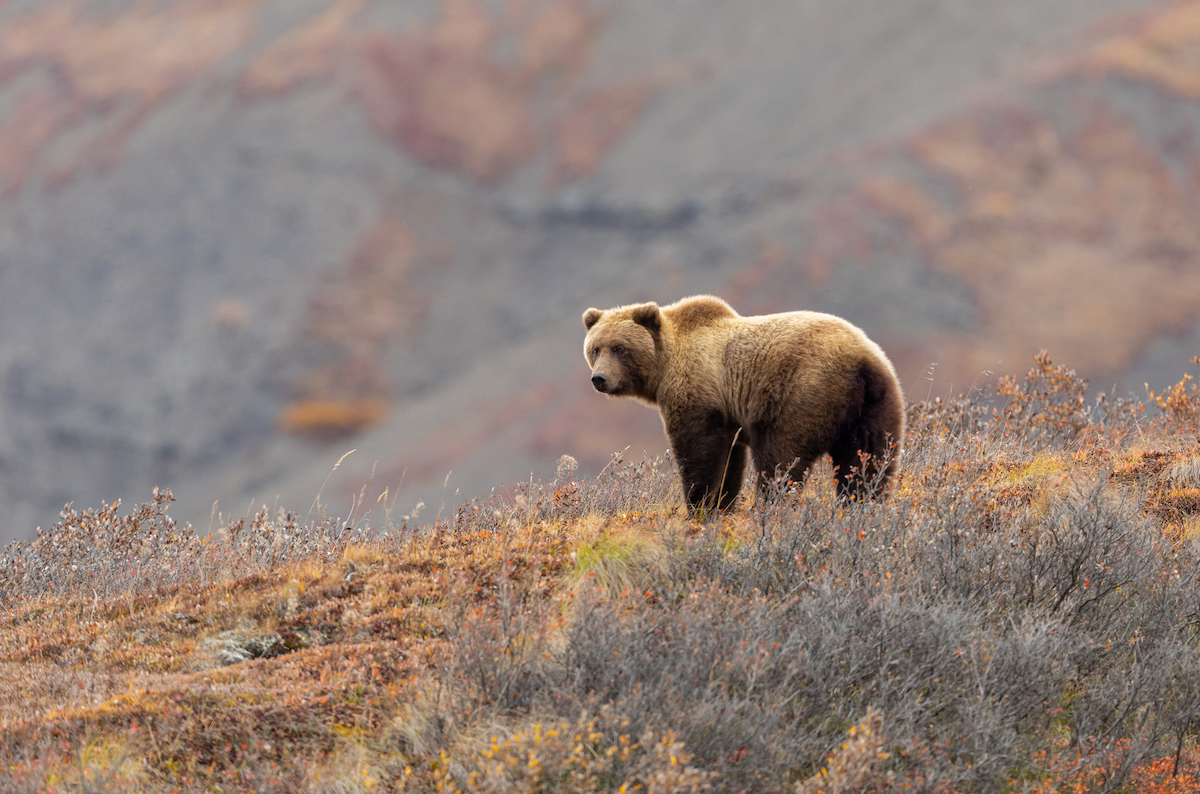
<box><xmin>830</xmin><ymin>407</ymin><xmax>903</xmax><ymax>500</ymax></box>
<box><xmin>830</xmin><ymin>442</ymin><xmax>896</xmax><ymax>501</ymax></box>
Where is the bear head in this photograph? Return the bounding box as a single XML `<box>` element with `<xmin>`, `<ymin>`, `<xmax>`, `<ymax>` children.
<box><xmin>582</xmin><ymin>302</ymin><xmax>663</xmax><ymax>403</ymax></box>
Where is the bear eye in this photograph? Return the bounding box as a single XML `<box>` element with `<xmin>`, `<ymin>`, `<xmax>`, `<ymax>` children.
<box><xmin>591</xmin><ymin>346</ymin><xmax>600</xmax><ymax>358</ymax></box>
<box><xmin>613</xmin><ymin>345</ymin><xmax>626</xmax><ymax>355</ymax></box>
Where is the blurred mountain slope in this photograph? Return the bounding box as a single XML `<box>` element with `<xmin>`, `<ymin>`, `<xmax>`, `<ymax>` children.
<box><xmin>732</xmin><ymin>2</ymin><xmax>1200</xmax><ymax>389</ymax></box>
<box><xmin>0</xmin><ymin>0</ymin><xmax>1180</xmax><ymax>541</ymax></box>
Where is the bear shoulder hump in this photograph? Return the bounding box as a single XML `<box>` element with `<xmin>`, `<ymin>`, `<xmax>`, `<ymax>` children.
<box><xmin>664</xmin><ymin>294</ymin><xmax>738</xmax><ymax>331</ymax></box>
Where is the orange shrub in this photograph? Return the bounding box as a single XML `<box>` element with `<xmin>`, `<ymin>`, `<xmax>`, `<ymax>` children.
<box><xmin>278</xmin><ymin>398</ymin><xmax>389</xmax><ymax>437</ymax></box>
<box><xmin>1147</xmin><ymin>356</ymin><xmax>1200</xmax><ymax>426</ymax></box>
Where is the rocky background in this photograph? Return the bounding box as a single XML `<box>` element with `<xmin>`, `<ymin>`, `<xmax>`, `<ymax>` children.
<box><xmin>3</xmin><ymin>0</ymin><xmax>1199</xmax><ymax>543</ymax></box>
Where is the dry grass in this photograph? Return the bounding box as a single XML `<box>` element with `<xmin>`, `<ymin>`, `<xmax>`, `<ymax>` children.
<box><xmin>4</xmin><ymin>356</ymin><xmax>1200</xmax><ymax>792</ymax></box>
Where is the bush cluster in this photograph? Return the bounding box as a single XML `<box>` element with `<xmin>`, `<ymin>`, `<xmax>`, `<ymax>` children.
<box><xmin>418</xmin><ymin>447</ymin><xmax>1200</xmax><ymax>791</ymax></box>
<box><xmin>0</xmin><ymin>490</ymin><xmax>379</xmax><ymax>607</ymax></box>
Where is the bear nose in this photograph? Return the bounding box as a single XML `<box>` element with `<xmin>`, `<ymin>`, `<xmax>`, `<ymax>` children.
<box><xmin>591</xmin><ymin>373</ymin><xmax>608</xmax><ymax>392</ymax></box>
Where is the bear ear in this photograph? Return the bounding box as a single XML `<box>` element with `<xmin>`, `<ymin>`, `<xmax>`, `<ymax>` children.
<box><xmin>630</xmin><ymin>302</ymin><xmax>661</xmax><ymax>333</ymax></box>
<box><xmin>583</xmin><ymin>308</ymin><xmax>604</xmax><ymax>330</ymax></box>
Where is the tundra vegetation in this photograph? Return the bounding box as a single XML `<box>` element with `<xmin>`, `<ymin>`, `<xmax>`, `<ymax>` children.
<box><xmin>3</xmin><ymin>353</ymin><xmax>1200</xmax><ymax>793</ymax></box>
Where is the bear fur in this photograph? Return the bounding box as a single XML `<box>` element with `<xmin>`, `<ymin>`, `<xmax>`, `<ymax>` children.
<box><xmin>582</xmin><ymin>294</ymin><xmax>904</xmax><ymax>510</ymax></box>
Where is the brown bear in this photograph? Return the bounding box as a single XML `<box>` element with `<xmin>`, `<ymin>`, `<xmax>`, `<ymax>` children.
<box><xmin>582</xmin><ymin>294</ymin><xmax>904</xmax><ymax>511</ymax></box>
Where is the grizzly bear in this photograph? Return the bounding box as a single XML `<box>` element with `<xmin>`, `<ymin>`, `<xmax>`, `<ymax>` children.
<box><xmin>582</xmin><ymin>295</ymin><xmax>904</xmax><ymax>511</ymax></box>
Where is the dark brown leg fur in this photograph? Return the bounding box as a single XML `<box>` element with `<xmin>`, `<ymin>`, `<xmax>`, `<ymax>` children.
<box><xmin>717</xmin><ymin>441</ymin><xmax>749</xmax><ymax>510</ymax></box>
<box><xmin>830</xmin><ymin>361</ymin><xmax>904</xmax><ymax>500</ymax></box>
<box><xmin>667</xmin><ymin>411</ymin><xmax>745</xmax><ymax>513</ymax></box>
<box><xmin>752</xmin><ymin>447</ymin><xmax>821</xmax><ymax>497</ymax></box>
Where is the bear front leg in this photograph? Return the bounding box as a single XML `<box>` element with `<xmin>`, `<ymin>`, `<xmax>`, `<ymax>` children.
<box><xmin>718</xmin><ymin>441</ymin><xmax>749</xmax><ymax>510</ymax></box>
<box><xmin>665</xmin><ymin>412</ymin><xmax>744</xmax><ymax>514</ymax></box>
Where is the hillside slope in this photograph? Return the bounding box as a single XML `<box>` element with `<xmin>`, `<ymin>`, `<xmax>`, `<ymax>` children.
<box><xmin>3</xmin><ymin>367</ymin><xmax>1200</xmax><ymax>792</ymax></box>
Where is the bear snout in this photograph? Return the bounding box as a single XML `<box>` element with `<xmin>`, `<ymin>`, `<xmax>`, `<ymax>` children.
<box><xmin>591</xmin><ymin>373</ymin><xmax>609</xmax><ymax>392</ymax></box>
